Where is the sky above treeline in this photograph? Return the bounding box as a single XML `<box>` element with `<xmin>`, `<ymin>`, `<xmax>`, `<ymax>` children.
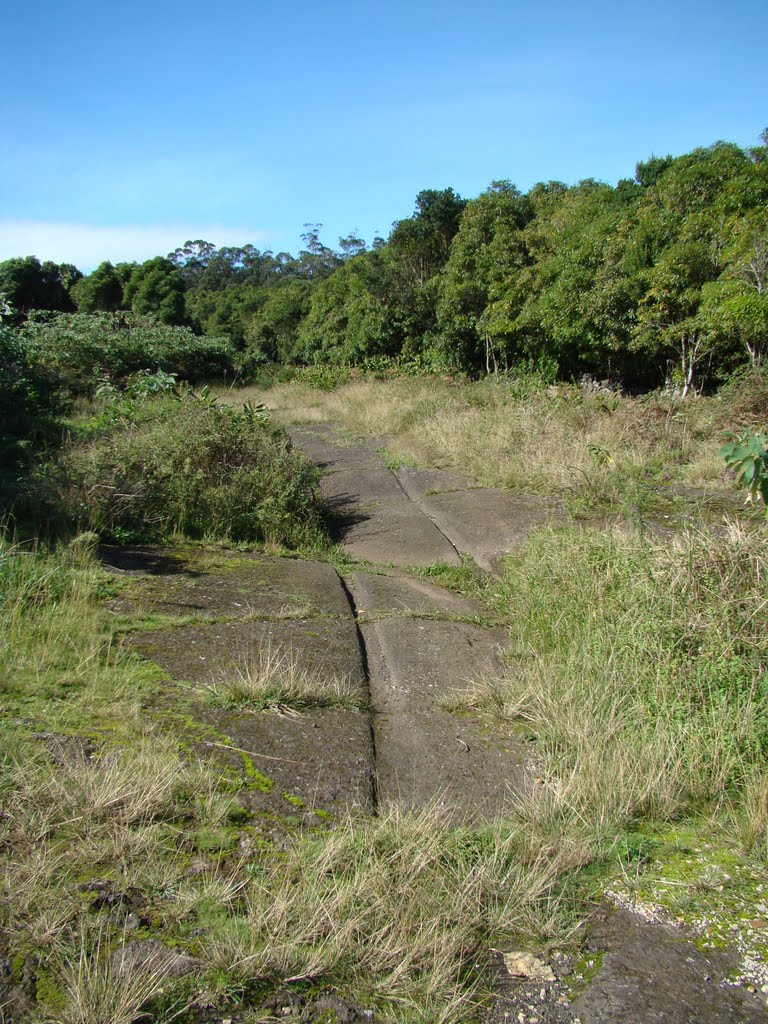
<box><xmin>2</xmin><ymin>0</ymin><xmax>767</xmax><ymax>271</ymax></box>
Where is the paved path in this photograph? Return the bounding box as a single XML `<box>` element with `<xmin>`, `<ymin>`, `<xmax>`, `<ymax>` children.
<box><xmin>289</xmin><ymin>423</ymin><xmax>562</xmax><ymax>571</ymax></box>
<box><xmin>101</xmin><ymin>425</ymin><xmax>548</xmax><ymax>822</ymax></box>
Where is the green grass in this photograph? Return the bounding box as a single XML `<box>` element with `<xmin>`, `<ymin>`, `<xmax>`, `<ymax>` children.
<box><xmin>205</xmin><ymin>643</ymin><xmax>367</xmax><ymax>713</ymax></box>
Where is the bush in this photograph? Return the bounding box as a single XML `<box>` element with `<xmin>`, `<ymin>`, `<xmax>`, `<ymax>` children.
<box><xmin>21</xmin><ymin>312</ymin><xmax>236</xmax><ymax>394</ymax></box>
<box><xmin>21</xmin><ymin>397</ymin><xmax>324</xmax><ymax>547</ymax></box>
<box><xmin>0</xmin><ymin>324</ymin><xmax>60</xmax><ymax>509</ymax></box>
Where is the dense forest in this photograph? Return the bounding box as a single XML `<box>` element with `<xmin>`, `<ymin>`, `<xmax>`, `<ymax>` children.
<box><xmin>2</xmin><ymin>131</ymin><xmax>767</xmax><ymax>393</ymax></box>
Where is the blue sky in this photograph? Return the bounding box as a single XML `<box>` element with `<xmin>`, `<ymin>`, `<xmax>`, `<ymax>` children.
<box><xmin>2</xmin><ymin>0</ymin><xmax>766</xmax><ymax>270</ymax></box>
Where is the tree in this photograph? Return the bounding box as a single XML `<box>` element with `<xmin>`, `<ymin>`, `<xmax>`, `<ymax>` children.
<box><xmin>635</xmin><ymin>154</ymin><xmax>674</xmax><ymax>188</ymax></box>
<box><xmin>123</xmin><ymin>257</ymin><xmax>187</xmax><ymax>325</ymax></box>
<box><xmin>72</xmin><ymin>261</ymin><xmax>124</xmax><ymax>312</ymax></box>
<box><xmin>296</xmin><ymin>253</ymin><xmax>397</xmax><ymax>365</ymax></box>
<box><xmin>297</xmin><ymin>224</ymin><xmax>341</xmax><ymax>280</ymax></box>
<box><xmin>508</xmin><ymin>180</ymin><xmax>632</xmax><ymax>378</ymax></box>
<box><xmin>168</xmin><ymin>239</ymin><xmax>218</xmax><ymax>288</ymax></box>
<box><xmin>699</xmin><ymin>211</ymin><xmax>768</xmax><ymax>367</ymax></box>
<box><xmin>0</xmin><ymin>256</ymin><xmax>77</xmax><ymax>321</ymax></box>
<box><xmin>244</xmin><ymin>280</ymin><xmax>312</xmax><ymax>365</ymax></box>
<box><xmin>436</xmin><ymin>181</ymin><xmax>532</xmax><ymax>370</ymax></box>
<box><xmin>338</xmin><ymin>233</ymin><xmax>367</xmax><ymax>259</ymax></box>
<box><xmin>389</xmin><ymin>188</ymin><xmax>467</xmax><ymax>287</ymax></box>
<box><xmin>633</xmin><ymin>231</ymin><xmax>722</xmax><ymax>394</ymax></box>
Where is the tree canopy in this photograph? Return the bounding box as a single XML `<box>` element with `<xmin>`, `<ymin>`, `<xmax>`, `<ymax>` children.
<box><xmin>5</xmin><ymin>130</ymin><xmax>768</xmax><ymax>390</ymax></box>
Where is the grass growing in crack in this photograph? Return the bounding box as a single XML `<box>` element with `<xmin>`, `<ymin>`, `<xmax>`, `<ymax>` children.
<box><xmin>411</xmin><ymin>557</ymin><xmax>489</xmax><ymax>600</ymax></box>
<box><xmin>206</xmin><ymin>643</ymin><xmax>366</xmax><ymax>712</ymax></box>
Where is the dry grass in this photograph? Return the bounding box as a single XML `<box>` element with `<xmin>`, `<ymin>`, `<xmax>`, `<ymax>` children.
<box><xmin>739</xmin><ymin>771</ymin><xmax>768</xmax><ymax>856</ymax></box>
<box><xmin>225</xmin><ymin>377</ymin><xmax>736</xmax><ymax>507</ymax></box>
<box><xmin>207</xmin><ymin>642</ymin><xmax>364</xmax><ymax>712</ymax></box>
<box><xmin>456</xmin><ymin>521</ymin><xmax>768</xmax><ymax>853</ymax></box>
<box><xmin>205</xmin><ymin>804</ymin><xmax>561</xmax><ymax>1023</ymax></box>
<box><xmin>46</xmin><ymin>931</ymin><xmax>180</xmax><ymax>1024</ymax></box>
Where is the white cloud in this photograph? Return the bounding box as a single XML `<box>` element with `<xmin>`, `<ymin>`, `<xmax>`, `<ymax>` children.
<box><xmin>0</xmin><ymin>221</ymin><xmax>271</xmax><ymax>271</ymax></box>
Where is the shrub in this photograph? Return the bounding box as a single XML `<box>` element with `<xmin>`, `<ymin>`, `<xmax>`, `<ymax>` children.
<box><xmin>21</xmin><ymin>397</ymin><xmax>324</xmax><ymax>547</ymax></box>
<box><xmin>21</xmin><ymin>312</ymin><xmax>235</xmax><ymax>394</ymax></box>
<box><xmin>0</xmin><ymin>324</ymin><xmax>60</xmax><ymax>509</ymax></box>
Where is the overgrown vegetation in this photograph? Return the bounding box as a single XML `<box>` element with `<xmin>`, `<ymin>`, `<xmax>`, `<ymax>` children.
<box><xmin>232</xmin><ymin>368</ymin><xmax>768</xmax><ymax>520</ymax></box>
<box><xmin>1</xmin><ymin>309</ymin><xmax>325</xmax><ymax>550</ymax></box>
<box><xmin>20</xmin><ymin>311</ymin><xmax>236</xmax><ymax>392</ymax></box>
<box><xmin>459</xmin><ymin>523</ymin><xmax>768</xmax><ymax>836</ymax></box>
<box><xmin>0</xmin><ymin>538</ymin><xmax>560</xmax><ymax>1023</ymax></box>
<box><xmin>20</xmin><ymin>394</ymin><xmax>323</xmax><ymax>547</ymax></box>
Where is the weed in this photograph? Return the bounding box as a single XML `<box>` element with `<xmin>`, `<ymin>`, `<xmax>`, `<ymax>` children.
<box><xmin>44</xmin><ymin>930</ymin><xmax>180</xmax><ymax>1024</ymax></box>
<box><xmin>207</xmin><ymin>644</ymin><xmax>365</xmax><ymax>712</ymax></box>
<box><xmin>19</xmin><ymin>395</ymin><xmax>325</xmax><ymax>547</ymax></box>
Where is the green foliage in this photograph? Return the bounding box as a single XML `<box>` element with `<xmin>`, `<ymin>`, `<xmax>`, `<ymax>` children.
<box><xmin>3</xmin><ymin>132</ymin><xmax>768</xmax><ymax>388</ymax></box>
<box><xmin>0</xmin><ymin>256</ymin><xmax>79</xmax><ymax>321</ymax></box>
<box><xmin>243</xmin><ymin>279</ymin><xmax>312</xmax><ymax>367</ymax></box>
<box><xmin>0</xmin><ymin>322</ymin><xmax>59</xmax><ymax>509</ymax></box>
<box><xmin>71</xmin><ymin>261</ymin><xmax>125</xmax><ymax>313</ymax></box>
<box><xmin>122</xmin><ymin>256</ymin><xmax>187</xmax><ymax>325</ymax></box>
<box><xmin>21</xmin><ymin>396</ymin><xmax>323</xmax><ymax>546</ymax></box>
<box><xmin>720</xmin><ymin>431</ymin><xmax>768</xmax><ymax>512</ymax></box>
<box><xmin>21</xmin><ymin>311</ymin><xmax>235</xmax><ymax>392</ymax></box>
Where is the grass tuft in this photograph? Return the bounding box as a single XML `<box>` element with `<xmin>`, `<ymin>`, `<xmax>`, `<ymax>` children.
<box><xmin>45</xmin><ymin>931</ymin><xmax>180</xmax><ymax>1024</ymax></box>
<box><xmin>207</xmin><ymin>643</ymin><xmax>364</xmax><ymax>712</ymax></box>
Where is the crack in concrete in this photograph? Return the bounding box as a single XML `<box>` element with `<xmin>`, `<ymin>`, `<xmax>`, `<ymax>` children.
<box><xmin>334</xmin><ymin>568</ymin><xmax>380</xmax><ymax>815</ymax></box>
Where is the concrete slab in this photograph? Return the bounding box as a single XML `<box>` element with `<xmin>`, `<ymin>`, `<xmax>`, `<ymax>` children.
<box><xmin>290</xmin><ymin>427</ymin><xmax>460</xmax><ymax>568</ymax></box>
<box><xmin>361</xmin><ymin>618</ymin><xmax>529</xmax><ymax>820</ymax></box>
<box><xmin>397</xmin><ymin>468</ymin><xmax>562</xmax><ymax>570</ymax></box>
<box><xmin>346</xmin><ymin>570</ymin><xmax>483</xmax><ymax>620</ymax></box>
<box><xmin>289</xmin><ymin>426</ymin><xmax>383</xmax><ymax>474</ymax></box>
<box><xmin>393</xmin><ymin>467</ymin><xmax>479</xmax><ymax>495</ymax></box>
<box><xmin>128</xmin><ymin>617</ymin><xmax>366</xmax><ymax>693</ymax></box>
<box><xmin>103</xmin><ymin>549</ymin><xmax>350</xmax><ymax>620</ymax></box>
<box><xmin>318</xmin><ymin>467</ymin><xmax>406</xmax><ymax>506</ymax></box>
<box><xmin>332</xmin><ymin>504</ymin><xmax>460</xmax><ymax>567</ymax></box>
<box><xmin>204</xmin><ymin>707</ymin><xmax>375</xmax><ymax>815</ymax></box>
<box><xmin>372</xmin><ymin>708</ymin><xmax>527</xmax><ymax>820</ymax></box>
<box><xmin>364</xmin><ymin>617</ymin><xmax>504</xmax><ymax>709</ymax></box>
